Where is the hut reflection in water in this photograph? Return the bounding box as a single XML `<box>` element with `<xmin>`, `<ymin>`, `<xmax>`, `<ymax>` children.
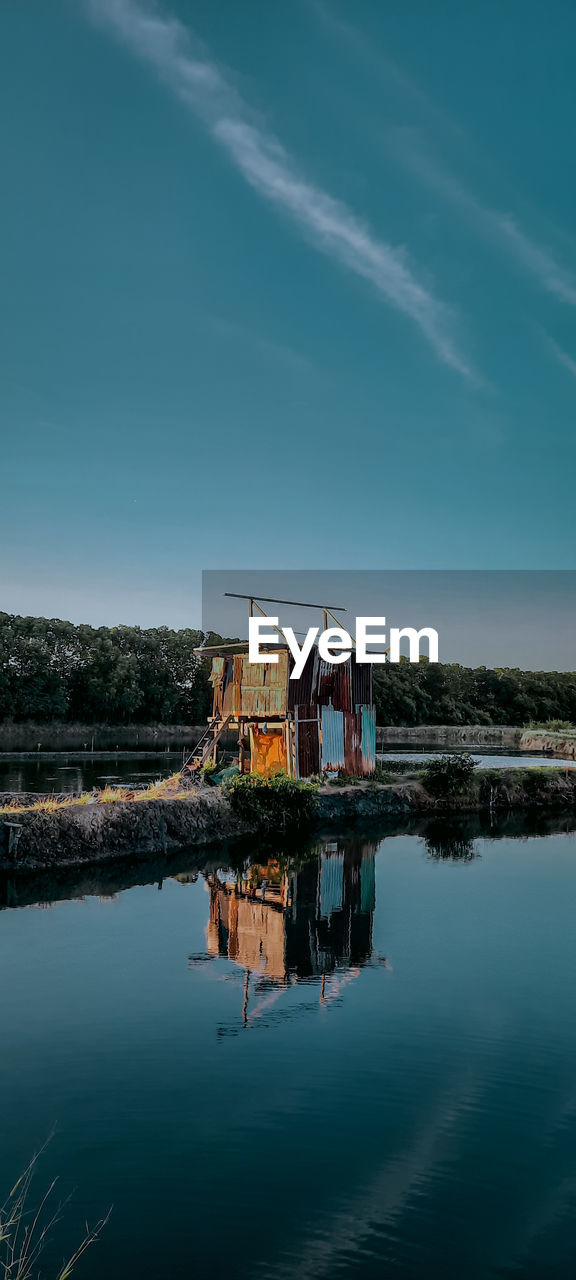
<box><xmin>195</xmin><ymin>839</ymin><xmax>382</xmax><ymax>1029</ymax></box>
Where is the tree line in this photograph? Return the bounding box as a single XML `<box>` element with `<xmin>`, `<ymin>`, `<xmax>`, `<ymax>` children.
<box><xmin>1</xmin><ymin>612</ymin><xmax>575</xmax><ymax>727</ymax></box>
<box><xmin>0</xmin><ymin>613</ymin><xmax>213</xmax><ymax>724</ymax></box>
<box><xmin>373</xmin><ymin>659</ymin><xmax>576</xmax><ymax>726</ymax></box>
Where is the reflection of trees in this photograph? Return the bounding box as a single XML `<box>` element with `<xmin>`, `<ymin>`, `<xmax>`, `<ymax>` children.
<box><xmin>7</xmin><ymin>812</ymin><xmax>576</xmax><ymax>913</ymax></box>
<box><xmin>422</xmin><ymin>818</ymin><xmax>478</xmax><ymax>862</ymax></box>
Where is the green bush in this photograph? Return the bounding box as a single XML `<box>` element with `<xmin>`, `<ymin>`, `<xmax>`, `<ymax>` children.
<box><xmin>518</xmin><ymin>766</ymin><xmax>562</xmax><ymax>796</ymax></box>
<box><xmin>422</xmin><ymin>753</ymin><xmax>477</xmax><ymax>798</ymax></box>
<box><xmin>226</xmin><ymin>772</ymin><xmax>319</xmax><ymax>829</ymax></box>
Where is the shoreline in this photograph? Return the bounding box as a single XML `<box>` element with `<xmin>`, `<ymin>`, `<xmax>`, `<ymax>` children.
<box><xmin>2</xmin><ymin>767</ymin><xmax>575</xmax><ymax>872</ymax></box>
<box><xmin>3</xmin><ymin>807</ymin><xmax>576</xmax><ymax>912</ymax></box>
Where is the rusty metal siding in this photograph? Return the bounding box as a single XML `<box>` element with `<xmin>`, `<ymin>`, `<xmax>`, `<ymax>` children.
<box><xmin>287</xmin><ymin>648</ymin><xmax>319</xmax><ymax>711</ymax></box>
<box><xmin>321</xmin><ymin>705</ymin><xmax>345</xmax><ymax>772</ymax></box>
<box><xmin>360</xmin><ymin>704</ymin><xmax>376</xmax><ymax>773</ymax></box>
<box><xmin>351</xmin><ymin>653</ymin><xmax>372</xmax><ymax>708</ymax></box>
<box><xmin>211</xmin><ymin>650</ymin><xmax>289</xmax><ymax>719</ymax></box>
<box><xmin>344</xmin><ymin>711</ymin><xmax>362</xmax><ymax>774</ymax></box>
<box><xmin>294</xmin><ymin>705</ymin><xmax>320</xmax><ymax>778</ymax></box>
<box><xmin>317</xmin><ymin>660</ymin><xmax>336</xmax><ymax>706</ymax></box>
<box><xmin>288</xmin><ymin>650</ymin><xmax>366</xmax><ymax>716</ymax></box>
<box><xmin>317</xmin><ymin>659</ymin><xmax>352</xmax><ymax>711</ymax></box>
<box><xmin>333</xmin><ymin>660</ymin><xmax>352</xmax><ymax>712</ymax></box>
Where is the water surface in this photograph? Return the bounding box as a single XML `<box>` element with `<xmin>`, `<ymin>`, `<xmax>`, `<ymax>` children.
<box><xmin>2</xmin><ymin>820</ymin><xmax>576</xmax><ymax>1279</ymax></box>
<box><xmin>378</xmin><ymin>745</ymin><xmax>576</xmax><ymax>769</ymax></box>
<box><xmin>2</xmin><ymin>744</ymin><xmax>573</xmax><ymax>796</ymax></box>
<box><xmin>0</xmin><ymin>753</ymin><xmax>182</xmax><ymax>794</ymax></box>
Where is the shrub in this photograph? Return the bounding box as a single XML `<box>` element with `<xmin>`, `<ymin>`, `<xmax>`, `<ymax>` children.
<box><xmin>377</xmin><ymin>758</ymin><xmax>427</xmax><ymax>774</ymax></box>
<box><xmin>519</xmin><ymin>766</ymin><xmax>562</xmax><ymax>796</ymax></box>
<box><xmin>422</xmin><ymin>753</ymin><xmax>477</xmax><ymax>798</ymax></box>
<box><xmin>226</xmin><ymin>772</ymin><xmax>319</xmax><ymax>829</ymax></box>
<box><xmin>372</xmin><ymin>762</ymin><xmax>395</xmax><ymax>783</ymax></box>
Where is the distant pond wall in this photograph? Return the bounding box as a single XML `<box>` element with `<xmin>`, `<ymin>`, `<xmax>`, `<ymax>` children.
<box><xmin>0</xmin><ymin>723</ymin><xmax>228</xmax><ymax>752</ymax></box>
<box><xmin>520</xmin><ymin>730</ymin><xmax>576</xmax><ymax>760</ymax></box>
<box><xmin>376</xmin><ymin>725</ymin><xmax>524</xmax><ymax>747</ymax></box>
<box><xmin>0</xmin><ymin>722</ymin><xmax>527</xmax><ymax>753</ymax></box>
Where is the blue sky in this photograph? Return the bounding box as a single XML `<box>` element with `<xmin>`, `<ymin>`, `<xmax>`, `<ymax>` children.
<box><xmin>1</xmin><ymin>0</ymin><xmax>576</xmax><ymax>627</ymax></box>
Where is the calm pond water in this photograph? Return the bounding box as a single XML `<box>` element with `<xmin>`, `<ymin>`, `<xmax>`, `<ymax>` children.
<box><xmin>2</xmin><ymin>817</ymin><xmax>576</xmax><ymax>1279</ymax></box>
<box><xmin>378</xmin><ymin>746</ymin><xmax>576</xmax><ymax>769</ymax></box>
<box><xmin>1</xmin><ymin>745</ymin><xmax>573</xmax><ymax>795</ymax></box>
<box><xmin>0</xmin><ymin>753</ymin><xmax>183</xmax><ymax>794</ymax></box>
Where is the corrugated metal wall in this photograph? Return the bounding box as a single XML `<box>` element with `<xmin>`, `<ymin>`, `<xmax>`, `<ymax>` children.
<box><xmin>294</xmin><ymin>706</ymin><xmax>320</xmax><ymax>778</ymax></box>
<box><xmin>212</xmin><ymin>651</ymin><xmax>289</xmax><ymax>718</ymax></box>
<box><xmin>360</xmin><ymin>704</ymin><xmax>376</xmax><ymax>772</ymax></box>
<box><xmin>351</xmin><ymin>653</ymin><xmax>372</xmax><ymax>707</ymax></box>
<box><xmin>321</xmin><ymin>705</ymin><xmax>346</xmax><ymax>771</ymax></box>
<box><xmin>344</xmin><ymin>711</ymin><xmax>362</xmax><ymax>775</ymax></box>
<box><xmin>287</xmin><ymin>648</ymin><xmax>319</xmax><ymax>711</ymax></box>
<box><xmin>289</xmin><ymin>650</ymin><xmax>367</xmax><ymax>715</ymax></box>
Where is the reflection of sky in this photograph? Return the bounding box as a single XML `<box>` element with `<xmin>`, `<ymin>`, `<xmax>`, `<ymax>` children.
<box><xmin>203</xmin><ymin>569</ymin><xmax>576</xmax><ymax>669</ymax></box>
<box><xmin>380</xmin><ymin>751</ymin><xmax>576</xmax><ymax>767</ymax></box>
<box><xmin>3</xmin><ymin>832</ymin><xmax>576</xmax><ymax>1277</ymax></box>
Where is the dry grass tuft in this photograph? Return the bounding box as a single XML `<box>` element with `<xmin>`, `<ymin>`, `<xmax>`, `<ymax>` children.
<box><xmin>0</xmin><ymin>1139</ymin><xmax>110</xmax><ymax>1280</ymax></box>
<box><xmin>0</xmin><ymin>771</ymin><xmax>195</xmax><ymax>819</ymax></box>
<box><xmin>96</xmin><ymin>786</ymin><xmax>131</xmax><ymax>804</ymax></box>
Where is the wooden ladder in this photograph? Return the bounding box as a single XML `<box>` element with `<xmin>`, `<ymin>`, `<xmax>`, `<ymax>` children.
<box><xmin>182</xmin><ymin>715</ymin><xmax>232</xmax><ymax>773</ymax></box>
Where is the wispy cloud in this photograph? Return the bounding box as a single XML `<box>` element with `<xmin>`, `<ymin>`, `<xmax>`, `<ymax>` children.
<box><xmin>496</xmin><ymin>216</ymin><xmax>576</xmax><ymax>306</ymax></box>
<box><xmin>207</xmin><ymin>314</ymin><xmax>314</xmax><ymax>373</ymax></box>
<box><xmin>308</xmin><ymin>0</ymin><xmax>464</xmax><ymax>143</ymax></box>
<box><xmin>86</xmin><ymin>0</ymin><xmax>475</xmax><ymax>379</ymax></box>
<box><xmin>399</xmin><ymin>144</ymin><xmax>576</xmax><ymax>306</ymax></box>
<box><xmin>310</xmin><ymin>4</ymin><xmax>576</xmax><ymax>308</ymax></box>
<box><xmin>542</xmin><ymin>332</ymin><xmax>576</xmax><ymax>379</ymax></box>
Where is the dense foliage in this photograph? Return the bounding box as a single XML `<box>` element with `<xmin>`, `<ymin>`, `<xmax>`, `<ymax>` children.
<box><xmin>373</xmin><ymin>660</ymin><xmax>576</xmax><ymax>727</ymax></box>
<box><xmin>1</xmin><ymin>612</ymin><xmax>576</xmax><ymax>728</ymax></box>
<box><xmin>0</xmin><ymin>612</ymin><xmax>217</xmax><ymax>724</ymax></box>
